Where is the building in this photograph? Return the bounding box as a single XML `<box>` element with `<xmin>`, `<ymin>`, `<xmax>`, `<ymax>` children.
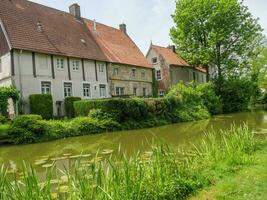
<box><xmin>146</xmin><ymin>44</ymin><xmax>206</xmax><ymax>96</ymax></box>
<box><xmin>0</xmin><ymin>0</ymin><xmax>152</xmax><ymax>116</ymax></box>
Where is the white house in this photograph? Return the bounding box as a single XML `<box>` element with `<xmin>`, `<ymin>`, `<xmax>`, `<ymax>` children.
<box><xmin>0</xmin><ymin>0</ymin><xmax>152</xmax><ymax>116</ymax></box>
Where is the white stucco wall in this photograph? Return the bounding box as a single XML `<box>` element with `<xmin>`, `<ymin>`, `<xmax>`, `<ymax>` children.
<box><xmin>0</xmin><ymin>52</ymin><xmax>11</xmax><ymax>82</ymax></box>
<box><xmin>12</xmin><ymin>50</ymin><xmax>109</xmax><ymax>116</ymax></box>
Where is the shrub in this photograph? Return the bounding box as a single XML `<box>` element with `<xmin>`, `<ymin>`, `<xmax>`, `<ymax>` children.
<box><xmin>65</xmin><ymin>97</ymin><xmax>81</xmax><ymax>118</ymax></box>
<box><xmin>0</xmin><ymin>115</ymin><xmax>7</xmax><ymax>124</ymax></box>
<box><xmin>217</xmin><ymin>78</ymin><xmax>255</xmax><ymax>113</ymax></box>
<box><xmin>8</xmin><ymin>115</ymin><xmax>45</xmax><ymax>144</ymax></box>
<box><xmin>196</xmin><ymin>83</ymin><xmax>222</xmax><ymax>115</ymax></box>
<box><xmin>29</xmin><ymin>94</ymin><xmax>53</xmax><ymax>119</ymax></box>
<box><xmin>166</xmin><ymin>83</ymin><xmax>210</xmax><ymax>121</ymax></box>
<box><xmin>0</xmin><ymin>86</ymin><xmax>19</xmax><ymax>117</ymax></box>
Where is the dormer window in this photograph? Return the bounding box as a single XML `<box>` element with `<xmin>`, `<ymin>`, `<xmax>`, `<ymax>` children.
<box><xmin>152</xmin><ymin>57</ymin><xmax>158</xmax><ymax>64</ymax></box>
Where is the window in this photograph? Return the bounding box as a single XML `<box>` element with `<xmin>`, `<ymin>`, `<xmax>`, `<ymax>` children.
<box><xmin>115</xmin><ymin>87</ymin><xmax>125</xmax><ymax>96</ymax></box>
<box><xmin>152</xmin><ymin>57</ymin><xmax>158</xmax><ymax>64</ymax></box>
<box><xmin>98</xmin><ymin>63</ymin><xmax>105</xmax><ymax>72</ymax></box>
<box><xmin>83</xmin><ymin>83</ymin><xmax>91</xmax><ymax>98</ymax></box>
<box><xmin>141</xmin><ymin>70</ymin><xmax>145</xmax><ymax>79</ymax></box>
<box><xmin>133</xmin><ymin>87</ymin><xmax>137</xmax><ymax>96</ymax></box>
<box><xmin>72</xmin><ymin>60</ymin><xmax>79</xmax><ymax>71</ymax></box>
<box><xmin>99</xmin><ymin>84</ymin><xmax>106</xmax><ymax>97</ymax></box>
<box><xmin>56</xmin><ymin>58</ymin><xmax>64</xmax><ymax>70</ymax></box>
<box><xmin>193</xmin><ymin>72</ymin><xmax>196</xmax><ymax>82</ymax></box>
<box><xmin>113</xmin><ymin>67</ymin><xmax>119</xmax><ymax>76</ymax></box>
<box><xmin>131</xmin><ymin>68</ymin><xmax>136</xmax><ymax>78</ymax></box>
<box><xmin>159</xmin><ymin>90</ymin><xmax>165</xmax><ymax>97</ymax></box>
<box><xmin>64</xmin><ymin>82</ymin><xmax>72</xmax><ymax>97</ymax></box>
<box><xmin>156</xmin><ymin>70</ymin><xmax>162</xmax><ymax>80</ymax></box>
<box><xmin>143</xmin><ymin>88</ymin><xmax>147</xmax><ymax>96</ymax></box>
<box><xmin>201</xmin><ymin>74</ymin><xmax>204</xmax><ymax>82</ymax></box>
<box><xmin>41</xmin><ymin>81</ymin><xmax>51</xmax><ymax>94</ymax></box>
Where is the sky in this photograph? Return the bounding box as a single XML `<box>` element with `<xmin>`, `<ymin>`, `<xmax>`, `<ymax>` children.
<box><xmin>30</xmin><ymin>0</ymin><xmax>267</xmax><ymax>54</ymax></box>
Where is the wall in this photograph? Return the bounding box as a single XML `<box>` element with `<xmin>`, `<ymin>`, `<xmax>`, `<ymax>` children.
<box><xmin>108</xmin><ymin>63</ymin><xmax>153</xmax><ymax>96</ymax></box>
<box><xmin>12</xmin><ymin>50</ymin><xmax>109</xmax><ymax>116</ymax></box>
<box><xmin>0</xmin><ymin>52</ymin><xmax>11</xmax><ymax>82</ymax></box>
<box><xmin>146</xmin><ymin>48</ymin><xmax>171</xmax><ymax>94</ymax></box>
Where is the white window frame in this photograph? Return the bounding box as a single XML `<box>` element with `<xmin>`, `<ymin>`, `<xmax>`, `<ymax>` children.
<box><xmin>83</xmin><ymin>82</ymin><xmax>91</xmax><ymax>99</ymax></box>
<box><xmin>159</xmin><ymin>90</ymin><xmax>165</xmax><ymax>97</ymax></box>
<box><xmin>152</xmin><ymin>57</ymin><xmax>158</xmax><ymax>64</ymax></box>
<box><xmin>56</xmin><ymin>58</ymin><xmax>64</xmax><ymax>70</ymax></box>
<box><xmin>99</xmin><ymin>84</ymin><xmax>107</xmax><ymax>98</ymax></box>
<box><xmin>143</xmin><ymin>88</ymin><xmax>147</xmax><ymax>96</ymax></box>
<box><xmin>156</xmin><ymin>70</ymin><xmax>162</xmax><ymax>80</ymax></box>
<box><xmin>40</xmin><ymin>80</ymin><xmax>52</xmax><ymax>95</ymax></box>
<box><xmin>133</xmin><ymin>87</ymin><xmax>138</xmax><ymax>96</ymax></box>
<box><xmin>115</xmin><ymin>87</ymin><xmax>125</xmax><ymax>96</ymax></box>
<box><xmin>72</xmin><ymin>60</ymin><xmax>80</xmax><ymax>71</ymax></box>
<box><xmin>113</xmin><ymin>67</ymin><xmax>119</xmax><ymax>76</ymax></box>
<box><xmin>63</xmin><ymin>81</ymin><xmax>73</xmax><ymax>98</ymax></box>
<box><xmin>98</xmin><ymin>63</ymin><xmax>105</xmax><ymax>73</ymax></box>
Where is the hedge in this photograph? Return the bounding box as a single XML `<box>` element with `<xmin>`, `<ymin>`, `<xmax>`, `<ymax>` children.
<box><xmin>29</xmin><ymin>94</ymin><xmax>53</xmax><ymax>119</ymax></box>
<box><xmin>74</xmin><ymin>98</ymin><xmax>178</xmax><ymax>122</ymax></box>
<box><xmin>65</xmin><ymin>97</ymin><xmax>82</xmax><ymax>118</ymax></box>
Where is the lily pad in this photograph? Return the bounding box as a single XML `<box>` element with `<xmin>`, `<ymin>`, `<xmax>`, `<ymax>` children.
<box><xmin>42</xmin><ymin>163</ymin><xmax>53</xmax><ymax>168</ymax></box>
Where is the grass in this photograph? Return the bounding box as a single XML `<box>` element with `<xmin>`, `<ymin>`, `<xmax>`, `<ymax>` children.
<box><xmin>190</xmin><ymin>140</ymin><xmax>267</xmax><ymax>200</ymax></box>
<box><xmin>0</xmin><ymin>124</ymin><xmax>261</xmax><ymax>200</ymax></box>
<box><xmin>0</xmin><ymin>124</ymin><xmax>9</xmax><ymax>140</ymax></box>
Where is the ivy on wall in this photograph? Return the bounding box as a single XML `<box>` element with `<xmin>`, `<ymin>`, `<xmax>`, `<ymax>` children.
<box><xmin>0</xmin><ymin>86</ymin><xmax>19</xmax><ymax>117</ymax></box>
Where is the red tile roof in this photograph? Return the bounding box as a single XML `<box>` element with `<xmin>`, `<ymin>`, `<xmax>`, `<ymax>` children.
<box><xmin>151</xmin><ymin>45</ymin><xmax>206</xmax><ymax>73</ymax></box>
<box><xmin>0</xmin><ymin>0</ymin><xmax>151</xmax><ymax>68</ymax></box>
<box><xmin>84</xmin><ymin>20</ymin><xmax>151</xmax><ymax>68</ymax></box>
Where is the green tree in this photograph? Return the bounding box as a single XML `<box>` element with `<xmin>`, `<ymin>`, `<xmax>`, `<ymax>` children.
<box><xmin>170</xmin><ymin>0</ymin><xmax>264</xmax><ymax>85</ymax></box>
<box><xmin>250</xmin><ymin>46</ymin><xmax>267</xmax><ymax>90</ymax></box>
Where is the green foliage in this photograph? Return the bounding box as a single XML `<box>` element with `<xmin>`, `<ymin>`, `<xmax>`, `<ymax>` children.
<box><xmin>196</xmin><ymin>83</ymin><xmax>222</xmax><ymax>115</ymax></box>
<box><xmin>65</xmin><ymin>97</ymin><xmax>81</xmax><ymax>118</ymax></box>
<box><xmin>0</xmin><ymin>125</ymin><xmax>256</xmax><ymax>199</ymax></box>
<box><xmin>170</xmin><ymin>0</ymin><xmax>264</xmax><ymax>81</ymax></box>
<box><xmin>29</xmin><ymin>94</ymin><xmax>53</xmax><ymax>119</ymax></box>
<box><xmin>0</xmin><ymin>86</ymin><xmax>19</xmax><ymax>117</ymax></box>
<box><xmin>166</xmin><ymin>83</ymin><xmax>210</xmax><ymax>121</ymax></box>
<box><xmin>8</xmin><ymin>115</ymin><xmax>44</xmax><ymax>144</ymax></box>
<box><xmin>0</xmin><ymin>115</ymin><xmax>7</xmax><ymax>124</ymax></box>
<box><xmin>218</xmin><ymin>78</ymin><xmax>255</xmax><ymax>113</ymax></box>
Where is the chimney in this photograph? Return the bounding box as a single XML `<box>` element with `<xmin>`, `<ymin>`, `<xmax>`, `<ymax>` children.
<box><xmin>119</xmin><ymin>23</ymin><xmax>127</xmax><ymax>34</ymax></box>
<box><xmin>168</xmin><ymin>45</ymin><xmax>176</xmax><ymax>53</ymax></box>
<box><xmin>69</xmin><ymin>3</ymin><xmax>81</xmax><ymax>19</ymax></box>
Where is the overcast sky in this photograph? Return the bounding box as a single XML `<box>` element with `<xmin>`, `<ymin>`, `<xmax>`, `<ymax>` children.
<box><xmin>30</xmin><ymin>0</ymin><xmax>267</xmax><ymax>54</ymax></box>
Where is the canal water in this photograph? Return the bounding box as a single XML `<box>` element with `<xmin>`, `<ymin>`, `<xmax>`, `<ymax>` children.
<box><xmin>0</xmin><ymin>111</ymin><xmax>266</xmax><ymax>176</ymax></box>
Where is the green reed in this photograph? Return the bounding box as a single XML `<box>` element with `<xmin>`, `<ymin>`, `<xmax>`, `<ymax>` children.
<box><xmin>0</xmin><ymin>124</ymin><xmax>257</xmax><ymax>200</ymax></box>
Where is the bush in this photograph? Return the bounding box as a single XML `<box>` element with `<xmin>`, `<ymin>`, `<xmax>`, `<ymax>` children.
<box><xmin>29</xmin><ymin>94</ymin><xmax>53</xmax><ymax>119</ymax></box>
<box><xmin>8</xmin><ymin>115</ymin><xmax>45</xmax><ymax>144</ymax></box>
<box><xmin>0</xmin><ymin>115</ymin><xmax>7</xmax><ymax>124</ymax></box>
<box><xmin>217</xmin><ymin>78</ymin><xmax>255</xmax><ymax>113</ymax></box>
<box><xmin>166</xmin><ymin>83</ymin><xmax>210</xmax><ymax>121</ymax></box>
<box><xmin>196</xmin><ymin>83</ymin><xmax>222</xmax><ymax>115</ymax></box>
<box><xmin>65</xmin><ymin>97</ymin><xmax>81</xmax><ymax>118</ymax></box>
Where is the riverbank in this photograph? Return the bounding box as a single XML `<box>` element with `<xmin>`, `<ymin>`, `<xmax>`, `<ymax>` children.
<box><xmin>0</xmin><ymin>124</ymin><xmax>263</xmax><ymax>199</ymax></box>
<box><xmin>190</xmin><ymin>139</ymin><xmax>267</xmax><ymax>200</ymax></box>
